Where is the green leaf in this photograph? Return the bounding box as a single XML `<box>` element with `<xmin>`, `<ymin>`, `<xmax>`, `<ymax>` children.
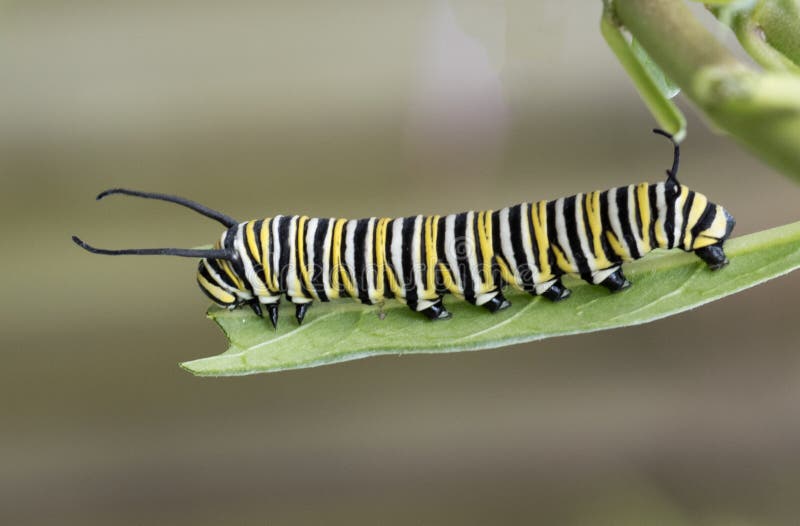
<box><xmin>181</xmin><ymin>222</ymin><xmax>800</xmax><ymax>376</ymax></box>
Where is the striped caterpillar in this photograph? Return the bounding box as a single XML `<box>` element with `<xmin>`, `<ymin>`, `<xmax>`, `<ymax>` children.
<box><xmin>74</xmin><ymin>130</ymin><xmax>735</xmax><ymax>328</ymax></box>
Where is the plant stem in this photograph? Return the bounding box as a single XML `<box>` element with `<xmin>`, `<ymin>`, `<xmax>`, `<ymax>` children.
<box><xmin>613</xmin><ymin>0</ymin><xmax>800</xmax><ymax>181</ymax></box>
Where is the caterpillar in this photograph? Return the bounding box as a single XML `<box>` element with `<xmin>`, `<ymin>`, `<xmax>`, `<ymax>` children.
<box><xmin>73</xmin><ymin>130</ymin><xmax>735</xmax><ymax>328</ymax></box>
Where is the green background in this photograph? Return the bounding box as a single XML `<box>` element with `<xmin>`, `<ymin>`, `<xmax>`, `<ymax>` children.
<box><xmin>2</xmin><ymin>1</ymin><xmax>799</xmax><ymax>524</ymax></box>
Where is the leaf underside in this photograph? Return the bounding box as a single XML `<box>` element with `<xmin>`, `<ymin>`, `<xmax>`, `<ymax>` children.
<box><xmin>181</xmin><ymin>222</ymin><xmax>800</xmax><ymax>376</ymax></box>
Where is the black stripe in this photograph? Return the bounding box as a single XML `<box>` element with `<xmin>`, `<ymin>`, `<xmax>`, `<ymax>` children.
<box><xmin>383</xmin><ymin>219</ymin><xmax>396</xmax><ymax>299</ymax></box>
<box><xmin>434</xmin><ymin>216</ymin><xmax>449</xmax><ymax>295</ymax></box>
<box><xmin>295</xmin><ymin>218</ymin><xmax>313</xmax><ymax>300</ymax></box>
<box><xmin>276</xmin><ymin>216</ymin><xmax>291</xmax><ymax>292</ymax></box>
<box><xmin>616</xmin><ymin>187</ymin><xmax>641</xmax><ymax>259</ymax></box>
<box><xmin>564</xmin><ymin>196</ymin><xmax>592</xmax><ymax>280</ymax></box>
<box><xmin>207</xmin><ymin>259</ymin><xmax>237</xmax><ymax>290</ymax></box>
<box><xmin>353</xmin><ymin>218</ymin><xmax>372</xmax><ymax>304</ymax></box>
<box><xmin>664</xmin><ymin>182</ymin><xmax>678</xmax><ymax>248</ymax></box>
<box><xmin>598</xmin><ymin>192</ymin><xmax>621</xmax><ymax>265</ymax></box>
<box><xmin>249</xmin><ymin>220</ymin><xmax>268</xmax><ymax>290</ymax></box>
<box><xmin>580</xmin><ymin>194</ymin><xmax>600</xmax><ymax>275</ymax></box>
<box><xmin>648</xmin><ymin>185</ymin><xmax>658</xmax><ymax>249</ymax></box>
<box><xmin>311</xmin><ymin>218</ymin><xmax>329</xmax><ymax>302</ymax></box>
<box><xmin>198</xmin><ymin>262</ymin><xmax>235</xmax><ymax>305</ymax></box>
<box><xmin>509</xmin><ymin>204</ymin><xmax>536</xmax><ymax>293</ymax></box>
<box><xmin>679</xmin><ymin>191</ymin><xmax>695</xmax><ymax>247</ymax></box>
<box><xmin>473</xmin><ymin>212</ymin><xmax>486</xmax><ymax>284</ymax></box>
<box><xmin>336</xmin><ymin>221</ymin><xmax>347</xmax><ymax>298</ymax></box>
<box><xmin>454</xmin><ymin>212</ymin><xmax>475</xmax><ymax>302</ymax></box>
<box><xmin>401</xmin><ymin>217</ymin><xmax>419</xmax><ymax>309</ymax></box>
<box><xmin>526</xmin><ymin>203</ymin><xmax>546</xmax><ymax>286</ymax></box>
<box><xmin>490</xmin><ymin>211</ymin><xmax>505</xmax><ymax>286</ymax></box>
<box><xmin>691</xmin><ymin>202</ymin><xmax>717</xmax><ymax>239</ymax></box>
<box><xmin>545</xmin><ymin>199</ymin><xmax>562</xmax><ymax>276</ymax></box>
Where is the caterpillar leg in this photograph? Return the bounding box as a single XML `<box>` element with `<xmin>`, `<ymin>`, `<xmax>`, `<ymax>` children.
<box><xmin>248</xmin><ymin>299</ymin><xmax>263</xmax><ymax>318</ymax></box>
<box><xmin>265</xmin><ymin>302</ymin><xmax>280</xmax><ymax>329</ymax></box>
<box><xmin>540</xmin><ymin>279</ymin><xmax>571</xmax><ymax>302</ymax></box>
<box><xmin>599</xmin><ymin>268</ymin><xmax>631</xmax><ymax>293</ymax></box>
<box><xmin>480</xmin><ymin>290</ymin><xmax>511</xmax><ymax>313</ymax></box>
<box><xmin>419</xmin><ymin>298</ymin><xmax>452</xmax><ymax>320</ymax></box>
<box><xmin>295</xmin><ymin>302</ymin><xmax>311</xmax><ymax>325</ymax></box>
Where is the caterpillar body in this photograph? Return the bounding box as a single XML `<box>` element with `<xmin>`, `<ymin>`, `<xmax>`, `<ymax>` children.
<box><xmin>74</xmin><ymin>131</ymin><xmax>735</xmax><ymax>328</ymax></box>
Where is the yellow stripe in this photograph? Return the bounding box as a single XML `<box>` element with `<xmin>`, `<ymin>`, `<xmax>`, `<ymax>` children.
<box><xmin>424</xmin><ymin>216</ymin><xmax>438</xmax><ymax>299</ymax></box>
<box><xmin>684</xmin><ymin>191</ymin><xmax>708</xmax><ymax>247</ymax></box>
<box><xmin>636</xmin><ymin>183</ymin><xmax>651</xmax><ymax>248</ymax></box>
<box><xmin>683</xmin><ymin>192</ymin><xmax>708</xmax><ymax>247</ymax></box>
<box><xmin>478</xmin><ymin>210</ymin><xmax>493</xmax><ymax>292</ymax></box>
<box><xmin>245</xmin><ymin>221</ymin><xmax>261</xmax><ymax>265</ymax></box>
<box><xmin>329</xmin><ymin>218</ymin><xmax>348</xmax><ymax>299</ymax></box>
<box><xmin>496</xmin><ymin>257</ymin><xmax>521</xmax><ymax>290</ymax></box>
<box><xmin>476</xmin><ymin>210</ymin><xmax>487</xmax><ymax>292</ymax></box>
<box><xmin>296</xmin><ymin>216</ymin><xmax>314</xmax><ymax>298</ymax></box>
<box><xmin>438</xmin><ymin>262</ymin><xmax>462</xmax><ymax>297</ymax></box>
<box><xmin>586</xmin><ymin>192</ymin><xmax>612</xmax><ymax>268</ymax></box>
<box><xmin>531</xmin><ymin>201</ymin><xmax>552</xmax><ymax>280</ymax></box>
<box><xmin>551</xmin><ymin>243</ymin><xmax>571</xmax><ymax>273</ymax></box>
<box><xmin>259</xmin><ymin>218</ymin><xmax>277</xmax><ymax>292</ymax></box>
<box><xmin>374</xmin><ymin>218</ymin><xmax>388</xmax><ymax>300</ymax></box>
<box><xmin>384</xmin><ymin>223</ymin><xmax>404</xmax><ymax>301</ymax></box>
<box><xmin>198</xmin><ymin>274</ymin><xmax>236</xmax><ymax>304</ymax></box>
<box><xmin>219</xmin><ymin>259</ymin><xmax>245</xmax><ymax>290</ymax></box>
<box><xmin>605</xmin><ymin>230</ymin><xmax>627</xmax><ymax>259</ymax></box>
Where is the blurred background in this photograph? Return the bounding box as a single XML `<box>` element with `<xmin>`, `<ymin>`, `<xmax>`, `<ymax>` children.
<box><xmin>2</xmin><ymin>1</ymin><xmax>800</xmax><ymax>524</ymax></box>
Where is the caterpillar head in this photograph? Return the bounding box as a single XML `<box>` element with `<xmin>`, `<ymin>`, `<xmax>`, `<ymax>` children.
<box><xmin>651</xmin><ymin>130</ymin><xmax>735</xmax><ymax>270</ymax></box>
<box><xmin>668</xmin><ymin>181</ymin><xmax>735</xmax><ymax>270</ymax></box>
<box><xmin>196</xmin><ymin>230</ymin><xmax>253</xmax><ymax>309</ymax></box>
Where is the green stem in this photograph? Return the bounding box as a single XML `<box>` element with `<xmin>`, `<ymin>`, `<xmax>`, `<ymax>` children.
<box><xmin>600</xmin><ymin>7</ymin><xmax>686</xmax><ymax>140</ymax></box>
<box><xmin>613</xmin><ymin>0</ymin><xmax>800</xmax><ymax>181</ymax></box>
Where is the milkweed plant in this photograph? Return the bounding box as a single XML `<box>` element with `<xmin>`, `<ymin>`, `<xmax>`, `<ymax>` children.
<box><xmin>179</xmin><ymin>0</ymin><xmax>800</xmax><ymax>375</ymax></box>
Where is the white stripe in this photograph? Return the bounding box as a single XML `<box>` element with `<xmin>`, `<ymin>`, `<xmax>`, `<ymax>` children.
<box><xmin>345</xmin><ymin>220</ymin><xmax>358</xmax><ymax>298</ymax></box>
<box><xmin>519</xmin><ymin>203</ymin><xmax>541</xmax><ymax>283</ymax></box>
<box><xmin>203</xmin><ymin>257</ymin><xmax>240</xmax><ymax>297</ymax></box>
<box><xmin>366</xmin><ymin>218</ymin><xmax>377</xmax><ymax>302</ymax></box>
<box><xmin>236</xmin><ymin>223</ymin><xmax>268</xmax><ymax>297</ymax></box>
<box><xmin>321</xmin><ymin>219</ymin><xmax>334</xmax><ymax>298</ymax></box>
<box><xmin>391</xmin><ymin>218</ymin><xmax>406</xmax><ymax>300</ymax></box>
<box><xmin>305</xmin><ymin>218</ymin><xmax>319</xmax><ymax>300</ymax></box>
<box><xmin>498</xmin><ymin>207</ymin><xmax>517</xmax><ymax>279</ymax></box>
<box><xmin>412</xmin><ymin>215</ymin><xmax>425</xmax><ymax>304</ymax></box>
<box><xmin>465</xmin><ymin>211</ymin><xmax>482</xmax><ymax>295</ymax></box>
<box><xmin>656</xmin><ymin>183</ymin><xmax>668</xmax><ymax>247</ymax></box>
<box><xmin>444</xmin><ymin>214</ymin><xmax>462</xmax><ymax>291</ymax></box>
<box><xmin>287</xmin><ymin>216</ymin><xmax>302</xmax><ymax>299</ymax></box>
<box><xmin>555</xmin><ymin>198</ymin><xmax>576</xmax><ymax>272</ymax></box>
<box><xmin>627</xmin><ymin>185</ymin><xmax>645</xmax><ymax>256</ymax></box>
<box><xmin>271</xmin><ymin>215</ymin><xmax>283</xmax><ymax>290</ymax></box>
<box><xmin>574</xmin><ymin>194</ymin><xmax>597</xmax><ymax>276</ymax></box>
<box><xmin>673</xmin><ymin>188</ymin><xmax>684</xmax><ymax>248</ymax></box>
<box><xmin>607</xmin><ymin>188</ymin><xmax>631</xmax><ymax>258</ymax></box>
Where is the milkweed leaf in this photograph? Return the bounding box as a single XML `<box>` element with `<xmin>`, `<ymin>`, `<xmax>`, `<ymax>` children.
<box><xmin>182</xmin><ymin>222</ymin><xmax>800</xmax><ymax>376</ymax></box>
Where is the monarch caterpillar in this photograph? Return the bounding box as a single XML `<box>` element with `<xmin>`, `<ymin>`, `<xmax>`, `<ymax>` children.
<box><xmin>74</xmin><ymin>130</ymin><xmax>735</xmax><ymax>328</ymax></box>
